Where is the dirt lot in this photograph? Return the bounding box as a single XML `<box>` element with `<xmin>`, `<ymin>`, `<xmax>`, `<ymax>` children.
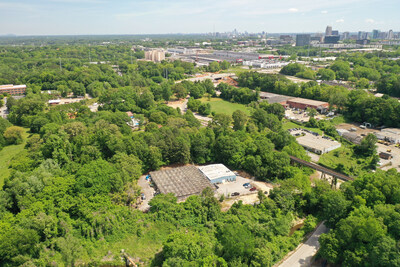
<box><xmin>377</xmin><ymin>143</ymin><xmax>400</xmax><ymax>171</ymax></box>
<box><xmin>216</xmin><ymin>176</ymin><xmax>274</xmax><ymax>211</ymax></box>
<box><xmin>336</xmin><ymin>123</ymin><xmax>378</xmax><ymax>136</ymax></box>
<box><xmin>166</xmin><ymin>97</ymin><xmax>188</xmax><ymax>112</ymax></box>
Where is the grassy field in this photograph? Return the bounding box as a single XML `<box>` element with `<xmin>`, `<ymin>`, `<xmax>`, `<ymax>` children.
<box><xmin>221</xmin><ymin>66</ymin><xmax>251</xmax><ymax>76</ymax></box>
<box><xmin>200</xmin><ymin>97</ymin><xmax>251</xmax><ymax>115</ymax></box>
<box><xmin>0</xmin><ymin>129</ymin><xmax>29</xmax><ymax>187</ymax></box>
<box><xmin>282</xmin><ymin>120</ymin><xmax>323</xmax><ymax>135</ymax></box>
<box><xmin>318</xmin><ymin>146</ymin><xmax>370</xmax><ymax>176</ymax></box>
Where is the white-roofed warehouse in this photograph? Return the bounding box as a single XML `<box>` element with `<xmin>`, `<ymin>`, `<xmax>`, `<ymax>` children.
<box><xmin>198</xmin><ymin>164</ymin><xmax>236</xmax><ymax>184</ymax></box>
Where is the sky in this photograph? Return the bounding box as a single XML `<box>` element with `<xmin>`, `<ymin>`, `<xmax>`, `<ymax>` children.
<box><xmin>0</xmin><ymin>0</ymin><xmax>399</xmax><ymax>35</ymax></box>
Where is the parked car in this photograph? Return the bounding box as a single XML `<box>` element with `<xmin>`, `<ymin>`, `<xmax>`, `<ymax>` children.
<box><xmin>231</xmin><ymin>192</ymin><xmax>240</xmax><ymax>196</ymax></box>
<box><xmin>141</xmin><ymin>193</ymin><xmax>146</xmax><ymax>200</ymax></box>
<box><xmin>249</xmin><ymin>187</ymin><xmax>257</xmax><ymax>192</ymax></box>
<box><xmin>243</xmin><ymin>183</ymin><xmax>250</xmax><ymax>187</ymax></box>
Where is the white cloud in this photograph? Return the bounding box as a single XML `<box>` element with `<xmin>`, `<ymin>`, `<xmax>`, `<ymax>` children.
<box><xmin>365</xmin><ymin>18</ymin><xmax>375</xmax><ymax>23</ymax></box>
<box><xmin>321</xmin><ymin>10</ymin><xmax>328</xmax><ymax>14</ymax></box>
<box><xmin>288</xmin><ymin>8</ymin><xmax>299</xmax><ymax>13</ymax></box>
<box><xmin>336</xmin><ymin>19</ymin><xmax>344</xmax><ymax>23</ymax></box>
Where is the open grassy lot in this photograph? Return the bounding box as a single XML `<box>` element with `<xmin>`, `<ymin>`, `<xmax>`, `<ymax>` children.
<box><xmin>0</xmin><ymin>129</ymin><xmax>29</xmax><ymax>187</ymax></box>
<box><xmin>282</xmin><ymin>120</ymin><xmax>323</xmax><ymax>135</ymax></box>
<box><xmin>318</xmin><ymin>146</ymin><xmax>372</xmax><ymax>176</ymax></box>
<box><xmin>200</xmin><ymin>97</ymin><xmax>251</xmax><ymax>116</ymax></box>
<box><xmin>221</xmin><ymin>66</ymin><xmax>251</xmax><ymax>75</ymax></box>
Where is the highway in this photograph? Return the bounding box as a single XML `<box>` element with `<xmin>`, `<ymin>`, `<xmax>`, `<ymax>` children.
<box><xmin>278</xmin><ymin>222</ymin><xmax>328</xmax><ymax>267</ymax></box>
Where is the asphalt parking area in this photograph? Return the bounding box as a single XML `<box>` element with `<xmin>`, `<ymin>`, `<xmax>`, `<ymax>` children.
<box><xmin>215</xmin><ymin>176</ymin><xmax>257</xmax><ymax>198</ymax></box>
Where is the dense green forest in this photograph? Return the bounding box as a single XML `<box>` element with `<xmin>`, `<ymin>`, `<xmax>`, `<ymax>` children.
<box><xmin>1</xmin><ymin>44</ymin><xmax>400</xmax><ymax>266</ymax></box>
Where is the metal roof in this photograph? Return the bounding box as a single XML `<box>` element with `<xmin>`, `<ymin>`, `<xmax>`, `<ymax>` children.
<box><xmin>150</xmin><ymin>166</ymin><xmax>215</xmax><ymax>199</ymax></box>
<box><xmin>198</xmin><ymin>164</ymin><xmax>236</xmax><ymax>181</ymax></box>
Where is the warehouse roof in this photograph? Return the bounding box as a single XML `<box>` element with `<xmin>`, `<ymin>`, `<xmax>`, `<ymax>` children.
<box><xmin>296</xmin><ymin>134</ymin><xmax>341</xmax><ymax>152</ymax></box>
<box><xmin>287</xmin><ymin>97</ymin><xmax>329</xmax><ymax>107</ymax></box>
<box><xmin>150</xmin><ymin>166</ymin><xmax>214</xmax><ymax>199</ymax></box>
<box><xmin>198</xmin><ymin>164</ymin><xmax>236</xmax><ymax>181</ymax></box>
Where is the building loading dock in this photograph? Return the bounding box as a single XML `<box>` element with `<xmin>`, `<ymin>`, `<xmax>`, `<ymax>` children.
<box><xmin>149</xmin><ymin>165</ymin><xmax>215</xmax><ymax>201</ymax></box>
<box><xmin>296</xmin><ymin>134</ymin><xmax>341</xmax><ymax>154</ymax></box>
<box><xmin>198</xmin><ymin>164</ymin><xmax>237</xmax><ymax>184</ymax></box>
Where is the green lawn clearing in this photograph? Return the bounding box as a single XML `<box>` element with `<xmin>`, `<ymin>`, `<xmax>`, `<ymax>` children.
<box><xmin>0</xmin><ymin>129</ymin><xmax>29</xmax><ymax>187</ymax></box>
<box><xmin>318</xmin><ymin>146</ymin><xmax>372</xmax><ymax>176</ymax></box>
<box><xmin>200</xmin><ymin>97</ymin><xmax>251</xmax><ymax>116</ymax></box>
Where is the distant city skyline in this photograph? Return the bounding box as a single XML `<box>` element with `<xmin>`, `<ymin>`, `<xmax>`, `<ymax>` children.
<box><xmin>0</xmin><ymin>0</ymin><xmax>399</xmax><ymax>35</ymax></box>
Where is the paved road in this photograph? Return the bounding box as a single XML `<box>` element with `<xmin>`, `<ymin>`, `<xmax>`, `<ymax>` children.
<box><xmin>278</xmin><ymin>222</ymin><xmax>328</xmax><ymax>267</ymax></box>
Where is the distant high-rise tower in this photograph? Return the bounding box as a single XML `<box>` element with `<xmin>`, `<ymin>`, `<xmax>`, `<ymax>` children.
<box><xmin>388</xmin><ymin>29</ymin><xmax>394</xmax><ymax>39</ymax></box>
<box><xmin>325</xmin><ymin>26</ymin><xmax>332</xmax><ymax>36</ymax></box>
<box><xmin>372</xmin><ymin>29</ymin><xmax>380</xmax><ymax>39</ymax></box>
<box><xmin>358</xmin><ymin>31</ymin><xmax>368</xmax><ymax>40</ymax></box>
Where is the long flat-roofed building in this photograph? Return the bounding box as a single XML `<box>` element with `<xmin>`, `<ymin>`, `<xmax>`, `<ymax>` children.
<box><xmin>296</xmin><ymin>134</ymin><xmax>341</xmax><ymax>154</ymax></box>
<box><xmin>286</xmin><ymin>98</ymin><xmax>329</xmax><ymax>113</ymax></box>
<box><xmin>150</xmin><ymin>166</ymin><xmax>215</xmax><ymax>201</ymax></box>
<box><xmin>0</xmin><ymin>84</ymin><xmax>26</xmax><ymax>95</ymax></box>
<box><xmin>198</xmin><ymin>164</ymin><xmax>236</xmax><ymax>184</ymax></box>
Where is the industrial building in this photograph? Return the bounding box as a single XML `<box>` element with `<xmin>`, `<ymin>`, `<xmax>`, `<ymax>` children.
<box><xmin>259</xmin><ymin>92</ymin><xmax>293</xmax><ymax>104</ymax></box>
<box><xmin>0</xmin><ymin>84</ymin><xmax>26</xmax><ymax>95</ymax></box>
<box><xmin>145</xmin><ymin>50</ymin><xmax>165</xmax><ymax>62</ymax></box>
<box><xmin>375</xmin><ymin>128</ymin><xmax>400</xmax><ymax>144</ymax></box>
<box><xmin>296</xmin><ymin>134</ymin><xmax>341</xmax><ymax>154</ymax></box>
<box><xmin>150</xmin><ymin>166</ymin><xmax>215</xmax><ymax>201</ymax></box>
<box><xmin>324</xmin><ymin>35</ymin><xmax>340</xmax><ymax>44</ymax></box>
<box><xmin>243</xmin><ymin>60</ymin><xmax>289</xmax><ymax>69</ymax></box>
<box><xmin>286</xmin><ymin>98</ymin><xmax>329</xmax><ymax>113</ymax></box>
<box><xmin>198</xmin><ymin>164</ymin><xmax>236</xmax><ymax>184</ymax></box>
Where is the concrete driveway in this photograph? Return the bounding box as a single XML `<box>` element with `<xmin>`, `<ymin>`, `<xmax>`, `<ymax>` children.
<box><xmin>278</xmin><ymin>222</ymin><xmax>328</xmax><ymax>267</ymax></box>
<box><xmin>137</xmin><ymin>175</ymin><xmax>155</xmax><ymax>211</ymax></box>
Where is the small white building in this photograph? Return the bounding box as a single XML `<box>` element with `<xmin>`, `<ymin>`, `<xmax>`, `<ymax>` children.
<box><xmin>48</xmin><ymin>99</ymin><xmax>61</xmax><ymax>105</ymax></box>
<box><xmin>198</xmin><ymin>164</ymin><xmax>236</xmax><ymax>184</ymax></box>
<box><xmin>336</xmin><ymin>129</ymin><xmax>349</xmax><ymax>136</ymax></box>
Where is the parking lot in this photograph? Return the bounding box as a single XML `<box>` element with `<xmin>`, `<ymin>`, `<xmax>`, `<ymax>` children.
<box><xmin>285</xmin><ymin>109</ymin><xmax>326</xmax><ymax>123</ymax></box>
<box><xmin>215</xmin><ymin>176</ymin><xmax>269</xmax><ymax>198</ymax></box>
